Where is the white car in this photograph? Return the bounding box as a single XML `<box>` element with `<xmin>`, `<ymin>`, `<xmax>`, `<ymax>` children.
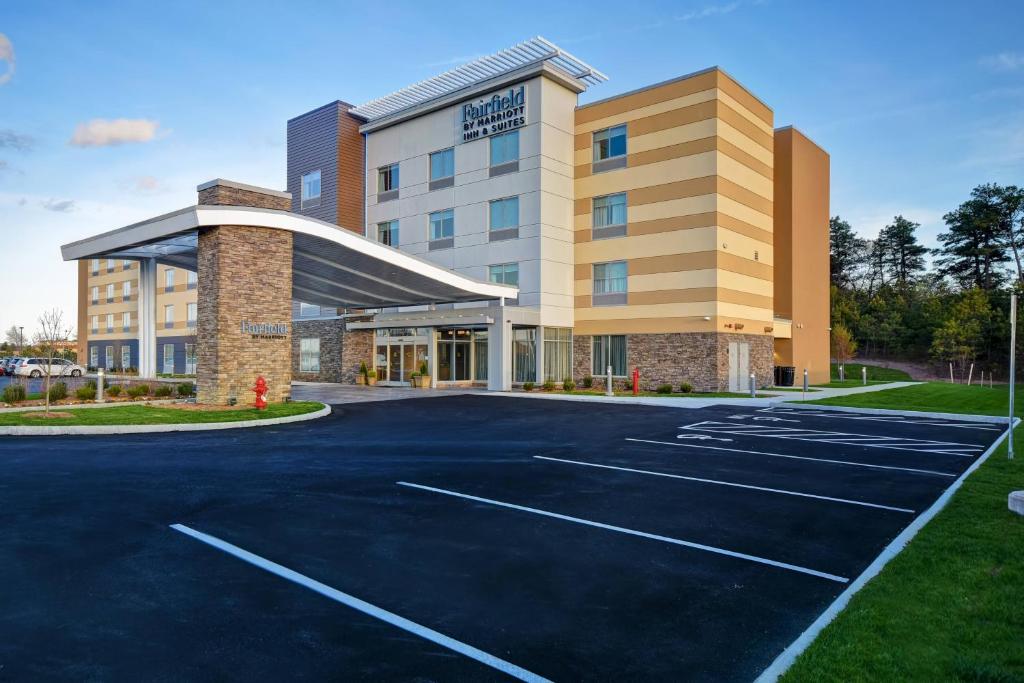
<box><xmin>15</xmin><ymin>358</ymin><xmax>84</xmax><ymax>378</ymax></box>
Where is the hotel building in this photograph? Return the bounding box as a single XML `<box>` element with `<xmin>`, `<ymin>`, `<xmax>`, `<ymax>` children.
<box><xmin>71</xmin><ymin>37</ymin><xmax>829</xmax><ymax>396</ymax></box>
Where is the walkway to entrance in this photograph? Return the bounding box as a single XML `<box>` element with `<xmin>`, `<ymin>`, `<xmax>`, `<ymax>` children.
<box><xmin>291</xmin><ymin>382</ymin><xmax>482</xmax><ymax>405</ymax></box>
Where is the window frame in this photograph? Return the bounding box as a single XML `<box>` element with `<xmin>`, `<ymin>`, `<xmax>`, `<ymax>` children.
<box><xmin>122</xmin><ymin>311</ymin><xmax>131</xmax><ymax>332</ymax></box>
<box><xmin>592</xmin><ymin>192</ymin><xmax>628</xmax><ymax>239</ymax></box>
<box><xmin>592</xmin><ymin>334</ymin><xmax>628</xmax><ymax>377</ymax></box>
<box><xmin>592</xmin><ymin>260</ymin><xmax>628</xmax><ymax>306</ymax></box>
<box><xmin>429</xmin><ymin>148</ymin><xmax>455</xmax><ymax>189</ymax></box>
<box><xmin>105</xmin><ymin>313</ymin><xmax>114</xmax><ymax>333</ymax></box>
<box><xmin>487</xmin><ymin>262</ymin><xmax>519</xmax><ymax>288</ymax></box>
<box><xmin>164</xmin><ymin>268</ymin><xmax>174</xmax><ymax>291</ymax></box>
<box><xmin>488</xmin><ymin>196</ymin><xmax>520</xmax><ymax>241</ymax></box>
<box><xmin>428</xmin><ymin>208</ymin><xmax>455</xmax><ymax>250</ymax></box>
<box><xmin>489</xmin><ymin>130</ymin><xmax>520</xmax><ymax>175</ymax></box>
<box><xmin>301</xmin><ymin>169</ymin><xmax>322</xmax><ymax>209</ymax></box>
<box><xmin>376</xmin><ymin>219</ymin><xmax>399</xmax><ymax>247</ymax></box>
<box><xmin>163</xmin><ymin>304</ymin><xmax>174</xmax><ymax>328</ymax></box>
<box><xmin>299</xmin><ymin>337</ymin><xmax>321</xmax><ymax>373</ymax></box>
<box><xmin>377</xmin><ymin>163</ymin><xmax>400</xmax><ymax>201</ymax></box>
<box><xmin>298</xmin><ymin>302</ymin><xmax>322</xmax><ymax>318</ymax></box>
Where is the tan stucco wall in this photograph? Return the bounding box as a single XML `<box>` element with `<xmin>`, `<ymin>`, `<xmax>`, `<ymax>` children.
<box><xmin>773</xmin><ymin>127</ymin><xmax>830</xmax><ymax>383</ymax></box>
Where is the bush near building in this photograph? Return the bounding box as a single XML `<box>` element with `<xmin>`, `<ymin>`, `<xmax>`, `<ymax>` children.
<box><xmin>3</xmin><ymin>384</ymin><xmax>27</xmax><ymax>403</ymax></box>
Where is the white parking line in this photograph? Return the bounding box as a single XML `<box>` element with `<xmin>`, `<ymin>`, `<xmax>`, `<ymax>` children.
<box><xmin>757</xmin><ymin>407</ymin><xmax>1001</xmax><ymax>431</ymax></box>
<box><xmin>533</xmin><ymin>455</ymin><xmax>914</xmax><ymax>513</ymax></box>
<box><xmin>397</xmin><ymin>482</ymin><xmax>850</xmax><ymax>584</ymax></box>
<box><xmin>169</xmin><ymin>523</ymin><xmax>551</xmax><ymax>683</ymax></box>
<box><xmin>624</xmin><ymin>438</ymin><xmax>956</xmax><ymax>477</ymax></box>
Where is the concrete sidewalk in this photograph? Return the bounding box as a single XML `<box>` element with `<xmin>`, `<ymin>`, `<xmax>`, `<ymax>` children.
<box><xmin>291</xmin><ymin>382</ymin><xmax>482</xmax><ymax>405</ymax></box>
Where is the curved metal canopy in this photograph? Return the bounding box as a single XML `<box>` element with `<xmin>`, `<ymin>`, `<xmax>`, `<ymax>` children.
<box><xmin>60</xmin><ymin>205</ymin><xmax>519</xmax><ymax>309</ymax></box>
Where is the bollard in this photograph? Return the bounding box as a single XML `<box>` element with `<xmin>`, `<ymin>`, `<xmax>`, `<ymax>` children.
<box><xmin>97</xmin><ymin>368</ymin><xmax>105</xmax><ymax>403</ymax></box>
<box><xmin>632</xmin><ymin>367</ymin><xmax>640</xmax><ymax>396</ymax></box>
<box><xmin>803</xmin><ymin>368</ymin><xmax>809</xmax><ymax>393</ymax></box>
<box><xmin>839</xmin><ymin>364</ymin><xmax>845</xmax><ymax>382</ymax></box>
<box><xmin>749</xmin><ymin>373</ymin><xmax>756</xmax><ymax>398</ymax></box>
<box><xmin>606</xmin><ymin>365</ymin><xmax>613</xmax><ymax>397</ymax></box>
<box><xmin>862</xmin><ymin>366</ymin><xmax>867</xmax><ymax>386</ymax></box>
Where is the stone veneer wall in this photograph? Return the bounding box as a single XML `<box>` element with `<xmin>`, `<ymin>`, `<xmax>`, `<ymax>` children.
<box><xmin>292</xmin><ymin>319</ymin><xmax>345</xmax><ymax>382</ymax></box>
<box><xmin>198</xmin><ymin>184</ymin><xmax>291</xmax><ymax>211</ymax></box>
<box><xmin>340</xmin><ymin>325</ymin><xmax>373</xmax><ymax>384</ymax></box>
<box><xmin>572</xmin><ymin>332</ymin><xmax>773</xmax><ymax>392</ymax></box>
<box><xmin>197</xmin><ymin>225</ymin><xmax>293</xmax><ymax>404</ymax></box>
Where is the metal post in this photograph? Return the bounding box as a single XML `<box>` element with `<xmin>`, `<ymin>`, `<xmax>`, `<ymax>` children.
<box><xmin>803</xmin><ymin>368</ymin><xmax>809</xmax><ymax>392</ymax></box>
<box><xmin>97</xmin><ymin>368</ymin><xmax>105</xmax><ymax>404</ymax></box>
<box><xmin>606</xmin><ymin>365</ymin><xmax>613</xmax><ymax>396</ymax></box>
<box><xmin>1009</xmin><ymin>293</ymin><xmax>1016</xmax><ymax>459</ymax></box>
<box><xmin>862</xmin><ymin>366</ymin><xmax>867</xmax><ymax>386</ymax></box>
<box><xmin>749</xmin><ymin>373</ymin><xmax>756</xmax><ymax>398</ymax></box>
<box><xmin>839</xmin><ymin>364</ymin><xmax>845</xmax><ymax>382</ymax></box>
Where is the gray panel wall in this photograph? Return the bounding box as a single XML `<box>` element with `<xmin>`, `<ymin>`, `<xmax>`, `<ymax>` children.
<box><xmin>287</xmin><ymin>101</ymin><xmax>342</xmax><ymax>224</ymax></box>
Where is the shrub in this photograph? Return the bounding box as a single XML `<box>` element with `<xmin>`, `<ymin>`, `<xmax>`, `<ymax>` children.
<box><xmin>3</xmin><ymin>384</ymin><xmax>26</xmax><ymax>403</ymax></box>
<box><xmin>563</xmin><ymin>378</ymin><xmax>576</xmax><ymax>391</ymax></box>
<box><xmin>522</xmin><ymin>382</ymin><xmax>534</xmax><ymax>392</ymax></box>
<box><xmin>106</xmin><ymin>385</ymin><xmax>122</xmax><ymax>397</ymax></box>
<box><xmin>47</xmin><ymin>382</ymin><xmax>68</xmax><ymax>401</ymax></box>
<box><xmin>656</xmin><ymin>383</ymin><xmax>673</xmax><ymax>394</ymax></box>
<box><xmin>582</xmin><ymin>375</ymin><xmax>594</xmax><ymax>389</ymax></box>
<box><xmin>75</xmin><ymin>385</ymin><xmax>96</xmax><ymax>401</ymax></box>
<box><xmin>679</xmin><ymin>382</ymin><xmax>694</xmax><ymax>393</ymax></box>
<box><xmin>154</xmin><ymin>385</ymin><xmax>173</xmax><ymax>397</ymax></box>
<box><xmin>177</xmin><ymin>382</ymin><xmax>194</xmax><ymax>397</ymax></box>
<box><xmin>542</xmin><ymin>380</ymin><xmax>556</xmax><ymax>391</ymax></box>
<box><xmin>127</xmin><ymin>384</ymin><xmax>150</xmax><ymax>398</ymax></box>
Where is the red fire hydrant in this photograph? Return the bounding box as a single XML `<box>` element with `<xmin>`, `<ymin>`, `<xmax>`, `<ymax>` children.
<box><xmin>632</xmin><ymin>367</ymin><xmax>640</xmax><ymax>396</ymax></box>
<box><xmin>251</xmin><ymin>376</ymin><xmax>269</xmax><ymax>410</ymax></box>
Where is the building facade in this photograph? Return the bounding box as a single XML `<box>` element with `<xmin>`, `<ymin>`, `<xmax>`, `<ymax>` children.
<box><xmin>286</xmin><ymin>38</ymin><xmax>830</xmax><ymax>389</ymax></box>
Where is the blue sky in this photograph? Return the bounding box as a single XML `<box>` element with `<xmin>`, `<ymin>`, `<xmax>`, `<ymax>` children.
<box><xmin>1</xmin><ymin>0</ymin><xmax>1022</xmax><ymax>337</ymax></box>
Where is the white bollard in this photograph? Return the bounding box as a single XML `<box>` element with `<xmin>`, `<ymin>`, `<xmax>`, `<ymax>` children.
<box><xmin>862</xmin><ymin>366</ymin><xmax>867</xmax><ymax>386</ymax></box>
<box><xmin>97</xmin><ymin>368</ymin><xmax>105</xmax><ymax>403</ymax></box>
<box><xmin>1010</xmin><ymin>491</ymin><xmax>1024</xmax><ymax>516</ymax></box>
<box><xmin>606</xmin><ymin>365</ymin><xmax>613</xmax><ymax>397</ymax></box>
<box><xmin>749</xmin><ymin>373</ymin><xmax>756</xmax><ymax>398</ymax></box>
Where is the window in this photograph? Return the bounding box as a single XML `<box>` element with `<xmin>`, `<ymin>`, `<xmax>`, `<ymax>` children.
<box><xmin>105</xmin><ymin>313</ymin><xmax>114</xmax><ymax>332</ymax></box>
<box><xmin>490</xmin><ymin>130</ymin><xmax>519</xmax><ymax>167</ymax></box>
<box><xmin>123</xmin><ymin>259</ymin><xmax>132</xmax><ymax>268</ymax></box>
<box><xmin>91</xmin><ymin>315</ymin><xmax>98</xmax><ymax>333</ymax></box>
<box><xmin>429</xmin><ymin>148</ymin><xmax>454</xmax><ymax>186</ymax></box>
<box><xmin>164</xmin><ymin>304</ymin><xmax>174</xmax><ymax>328</ymax></box>
<box><xmin>489</xmin><ymin>196</ymin><xmax>519</xmax><ymax>241</ymax></box>
<box><xmin>90</xmin><ymin>286</ymin><xmax>99</xmax><ymax>304</ymax></box>
<box><xmin>106</xmin><ymin>259</ymin><xmax>115</xmax><ymax>273</ymax></box>
<box><xmin>377</xmin><ymin>163</ymin><xmax>399</xmax><ymax>200</ymax></box>
<box><xmin>488</xmin><ymin>262</ymin><xmax>519</xmax><ymax>288</ymax></box>
<box><xmin>187</xmin><ymin>303</ymin><xmax>197</xmax><ymax>327</ymax></box>
<box><xmin>592</xmin><ymin>193</ymin><xmax>627</xmax><ymax>238</ymax></box>
<box><xmin>164</xmin><ymin>268</ymin><xmax>174</xmax><ymax>291</ymax></box>
<box><xmin>121</xmin><ymin>345</ymin><xmax>131</xmax><ymax>370</ymax></box>
<box><xmin>593</xmin><ymin>261</ymin><xmax>628</xmax><ymax>306</ymax></box>
<box><xmin>512</xmin><ymin>328</ymin><xmax>536</xmax><ymax>383</ymax></box>
<box><xmin>106</xmin><ymin>283</ymin><xmax>114</xmax><ymax>301</ymax></box>
<box><xmin>90</xmin><ymin>259</ymin><xmax>99</xmax><ymax>274</ymax></box>
<box><xmin>163</xmin><ymin>344</ymin><xmax>175</xmax><ymax>374</ymax></box>
<box><xmin>122</xmin><ymin>280</ymin><xmax>132</xmax><ymax>300</ymax></box>
<box><xmin>593</xmin><ymin>124</ymin><xmax>627</xmax><ymax>162</ymax></box>
<box><xmin>105</xmin><ymin>345</ymin><xmax>114</xmax><ymax>370</ymax></box>
<box><xmin>593</xmin><ymin>335</ymin><xmax>627</xmax><ymax>376</ymax></box>
<box><xmin>299</xmin><ymin>302</ymin><xmax>321</xmax><ymax>318</ymax></box>
<box><xmin>185</xmin><ymin>344</ymin><xmax>197</xmax><ymax>374</ymax></box>
<box><xmin>377</xmin><ymin>220</ymin><xmax>399</xmax><ymax>247</ymax></box>
<box><xmin>90</xmin><ymin>346</ymin><xmax>98</xmax><ymax>368</ymax></box>
<box><xmin>429</xmin><ymin>209</ymin><xmax>454</xmax><ymax>248</ymax></box>
<box><xmin>301</xmin><ymin>170</ymin><xmax>321</xmax><ymax>209</ymax></box>
<box><xmin>187</xmin><ymin>270</ymin><xmax>197</xmax><ymax>289</ymax></box>
<box><xmin>122</xmin><ymin>311</ymin><xmax>131</xmax><ymax>331</ymax></box>
<box><xmin>543</xmin><ymin>327</ymin><xmax>573</xmax><ymax>382</ymax></box>
<box><xmin>300</xmin><ymin>337</ymin><xmax>321</xmax><ymax>373</ymax></box>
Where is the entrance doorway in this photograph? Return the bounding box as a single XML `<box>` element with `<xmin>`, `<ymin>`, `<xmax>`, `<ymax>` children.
<box><xmin>375</xmin><ymin>328</ymin><xmax>429</xmax><ymax>386</ymax></box>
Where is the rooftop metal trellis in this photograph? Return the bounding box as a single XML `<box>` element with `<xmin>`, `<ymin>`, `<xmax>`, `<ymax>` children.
<box><xmin>350</xmin><ymin>36</ymin><xmax>608</xmax><ymax>122</ymax></box>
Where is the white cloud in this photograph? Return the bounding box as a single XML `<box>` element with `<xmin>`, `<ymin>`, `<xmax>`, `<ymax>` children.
<box><xmin>980</xmin><ymin>52</ymin><xmax>1024</xmax><ymax>72</ymax></box>
<box><xmin>674</xmin><ymin>2</ymin><xmax>740</xmax><ymax>21</ymax></box>
<box><xmin>69</xmin><ymin>118</ymin><xmax>165</xmax><ymax>148</ymax></box>
<box><xmin>0</xmin><ymin>33</ymin><xmax>13</xmax><ymax>85</ymax></box>
<box><xmin>0</xmin><ymin>129</ymin><xmax>35</xmax><ymax>152</ymax></box>
<box><xmin>40</xmin><ymin>198</ymin><xmax>76</xmax><ymax>213</ymax></box>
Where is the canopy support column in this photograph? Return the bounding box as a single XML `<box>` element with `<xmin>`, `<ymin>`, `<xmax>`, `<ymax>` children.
<box><xmin>487</xmin><ymin>305</ymin><xmax>512</xmax><ymax>391</ymax></box>
<box><xmin>138</xmin><ymin>257</ymin><xmax>157</xmax><ymax>378</ymax></box>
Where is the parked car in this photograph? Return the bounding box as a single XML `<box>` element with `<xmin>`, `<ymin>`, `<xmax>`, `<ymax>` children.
<box><xmin>15</xmin><ymin>358</ymin><xmax>84</xmax><ymax>378</ymax></box>
<box><xmin>5</xmin><ymin>358</ymin><xmax>25</xmax><ymax>375</ymax></box>
<box><xmin>0</xmin><ymin>358</ymin><xmax>9</xmax><ymax>376</ymax></box>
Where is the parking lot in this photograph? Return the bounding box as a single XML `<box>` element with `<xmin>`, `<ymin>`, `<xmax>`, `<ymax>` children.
<box><xmin>0</xmin><ymin>396</ymin><xmax>1003</xmax><ymax>680</ymax></box>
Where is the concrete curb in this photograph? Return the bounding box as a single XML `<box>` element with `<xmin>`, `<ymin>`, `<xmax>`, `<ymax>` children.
<box><xmin>776</xmin><ymin>401</ymin><xmax>1013</xmax><ymax>424</ymax></box>
<box><xmin>754</xmin><ymin>417</ymin><xmax>1019</xmax><ymax>682</ymax></box>
<box><xmin>0</xmin><ymin>399</ymin><xmax>178</xmax><ymax>414</ymax></box>
<box><xmin>0</xmin><ymin>404</ymin><xmax>331</xmax><ymax>436</ymax></box>
<box><xmin>485</xmin><ymin>391</ymin><xmax>776</xmax><ymax>409</ymax></box>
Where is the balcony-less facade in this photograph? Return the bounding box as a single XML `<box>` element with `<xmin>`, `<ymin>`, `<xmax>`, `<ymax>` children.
<box><xmin>286</xmin><ymin>36</ymin><xmax>830</xmax><ymax>390</ymax></box>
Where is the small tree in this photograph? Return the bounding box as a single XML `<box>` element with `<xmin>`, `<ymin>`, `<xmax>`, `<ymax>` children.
<box><xmin>831</xmin><ymin>323</ymin><xmax>857</xmax><ymax>368</ymax></box>
<box><xmin>34</xmin><ymin>309</ymin><xmax>74</xmax><ymax>415</ymax></box>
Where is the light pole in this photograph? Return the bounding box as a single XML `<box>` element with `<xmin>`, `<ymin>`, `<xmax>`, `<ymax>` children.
<box><xmin>18</xmin><ymin>326</ymin><xmax>23</xmax><ymax>355</ymax></box>
<box><xmin>1009</xmin><ymin>292</ymin><xmax>1016</xmax><ymax>459</ymax></box>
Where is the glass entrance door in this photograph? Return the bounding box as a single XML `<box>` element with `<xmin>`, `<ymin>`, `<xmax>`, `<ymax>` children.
<box><xmin>389</xmin><ymin>345</ymin><xmax>402</xmax><ymax>382</ymax></box>
<box><xmin>374</xmin><ymin>329</ymin><xmax>431</xmax><ymax>386</ymax></box>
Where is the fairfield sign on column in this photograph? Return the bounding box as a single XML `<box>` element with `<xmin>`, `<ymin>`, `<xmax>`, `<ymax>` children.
<box><xmin>459</xmin><ymin>85</ymin><xmax>526</xmax><ymax>143</ymax></box>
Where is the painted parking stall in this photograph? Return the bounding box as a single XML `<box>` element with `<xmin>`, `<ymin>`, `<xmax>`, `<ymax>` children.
<box><xmin>0</xmin><ymin>396</ymin><xmax>1004</xmax><ymax>680</ymax></box>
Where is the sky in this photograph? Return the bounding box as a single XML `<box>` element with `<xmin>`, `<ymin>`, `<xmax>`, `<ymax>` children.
<box><xmin>1</xmin><ymin>0</ymin><xmax>1022</xmax><ymax>338</ymax></box>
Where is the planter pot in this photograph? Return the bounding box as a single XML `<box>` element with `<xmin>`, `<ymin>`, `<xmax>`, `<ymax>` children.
<box><xmin>412</xmin><ymin>375</ymin><xmax>431</xmax><ymax>388</ymax></box>
<box><xmin>355</xmin><ymin>375</ymin><xmax>366</xmax><ymax>385</ymax></box>
<box><xmin>365</xmin><ymin>376</ymin><xmax>377</xmax><ymax>386</ymax></box>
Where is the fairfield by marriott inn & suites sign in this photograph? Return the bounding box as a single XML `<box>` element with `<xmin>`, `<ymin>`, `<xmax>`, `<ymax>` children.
<box><xmin>459</xmin><ymin>85</ymin><xmax>526</xmax><ymax>143</ymax></box>
<box><xmin>241</xmin><ymin>320</ymin><xmax>288</xmax><ymax>339</ymax></box>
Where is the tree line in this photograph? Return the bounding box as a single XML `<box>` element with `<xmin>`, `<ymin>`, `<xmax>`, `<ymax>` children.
<box><xmin>830</xmin><ymin>183</ymin><xmax>1024</xmax><ymax>380</ymax></box>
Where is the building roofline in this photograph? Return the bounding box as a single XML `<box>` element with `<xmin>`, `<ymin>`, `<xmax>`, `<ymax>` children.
<box><xmin>577</xmin><ymin>65</ymin><xmax>773</xmax><ymax>114</ymax></box>
<box><xmin>775</xmin><ymin>125</ymin><xmax>828</xmax><ymax>153</ymax></box>
<box><xmin>195</xmin><ymin>178</ymin><xmax>291</xmax><ymax>199</ymax></box>
<box><xmin>287</xmin><ymin>100</ymin><xmax>357</xmax><ymax>125</ymax></box>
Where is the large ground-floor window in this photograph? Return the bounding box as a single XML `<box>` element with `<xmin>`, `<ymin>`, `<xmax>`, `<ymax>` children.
<box><xmin>299</xmin><ymin>337</ymin><xmax>320</xmax><ymax>373</ymax></box>
<box><xmin>185</xmin><ymin>344</ymin><xmax>197</xmax><ymax>375</ymax></box>
<box><xmin>592</xmin><ymin>334</ymin><xmax>627</xmax><ymax>377</ymax></box>
<box><xmin>513</xmin><ymin>328</ymin><xmax>536</xmax><ymax>383</ymax></box>
<box><xmin>543</xmin><ymin>327</ymin><xmax>572</xmax><ymax>382</ymax></box>
<box><xmin>437</xmin><ymin>328</ymin><xmax>472</xmax><ymax>381</ymax></box>
<box><xmin>162</xmin><ymin>344</ymin><xmax>174</xmax><ymax>374</ymax></box>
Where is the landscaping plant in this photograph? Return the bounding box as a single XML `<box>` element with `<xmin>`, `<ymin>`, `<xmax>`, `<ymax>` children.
<box><xmin>127</xmin><ymin>384</ymin><xmax>150</xmax><ymax>398</ymax></box>
<box><xmin>3</xmin><ymin>384</ymin><xmax>26</xmax><ymax>403</ymax></box>
<box><xmin>656</xmin><ymin>383</ymin><xmax>673</xmax><ymax>394</ymax></box>
<box><xmin>582</xmin><ymin>375</ymin><xmax>594</xmax><ymax>389</ymax></box>
<box><xmin>106</xmin><ymin>385</ymin><xmax>122</xmax><ymax>397</ymax></box>
<box><xmin>177</xmin><ymin>382</ymin><xmax>194</xmax><ymax>397</ymax></box>
<box><xmin>47</xmin><ymin>382</ymin><xmax>67</xmax><ymax>402</ymax></box>
<box><xmin>679</xmin><ymin>382</ymin><xmax>694</xmax><ymax>393</ymax></box>
<box><xmin>542</xmin><ymin>380</ymin><xmax>556</xmax><ymax>391</ymax></box>
<box><xmin>522</xmin><ymin>382</ymin><xmax>534</xmax><ymax>392</ymax></box>
<box><xmin>563</xmin><ymin>377</ymin><xmax>576</xmax><ymax>391</ymax></box>
<box><xmin>75</xmin><ymin>385</ymin><xmax>96</xmax><ymax>401</ymax></box>
<box><xmin>154</xmin><ymin>385</ymin><xmax>173</xmax><ymax>397</ymax></box>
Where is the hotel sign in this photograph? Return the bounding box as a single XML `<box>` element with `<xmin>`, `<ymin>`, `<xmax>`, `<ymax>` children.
<box><xmin>459</xmin><ymin>85</ymin><xmax>526</xmax><ymax>144</ymax></box>
<box><xmin>241</xmin><ymin>320</ymin><xmax>288</xmax><ymax>340</ymax></box>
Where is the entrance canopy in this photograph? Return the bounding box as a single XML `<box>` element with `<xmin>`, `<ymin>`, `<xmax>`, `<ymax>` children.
<box><xmin>60</xmin><ymin>205</ymin><xmax>518</xmax><ymax>308</ymax></box>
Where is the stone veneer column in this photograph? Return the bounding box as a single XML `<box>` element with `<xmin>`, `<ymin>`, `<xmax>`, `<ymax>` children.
<box><xmin>196</xmin><ymin>225</ymin><xmax>293</xmax><ymax>404</ymax></box>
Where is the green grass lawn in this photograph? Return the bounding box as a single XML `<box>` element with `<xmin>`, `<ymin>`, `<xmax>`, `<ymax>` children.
<box><xmin>830</xmin><ymin>362</ymin><xmax>913</xmax><ymax>382</ymax></box>
<box><xmin>803</xmin><ymin>381</ymin><xmax>1022</xmax><ymax>417</ymax></box>
<box><xmin>0</xmin><ymin>401</ymin><xmax>324</xmax><ymax>426</ymax></box>
<box><xmin>782</xmin><ymin>381</ymin><xmax>1024</xmax><ymax>681</ymax></box>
